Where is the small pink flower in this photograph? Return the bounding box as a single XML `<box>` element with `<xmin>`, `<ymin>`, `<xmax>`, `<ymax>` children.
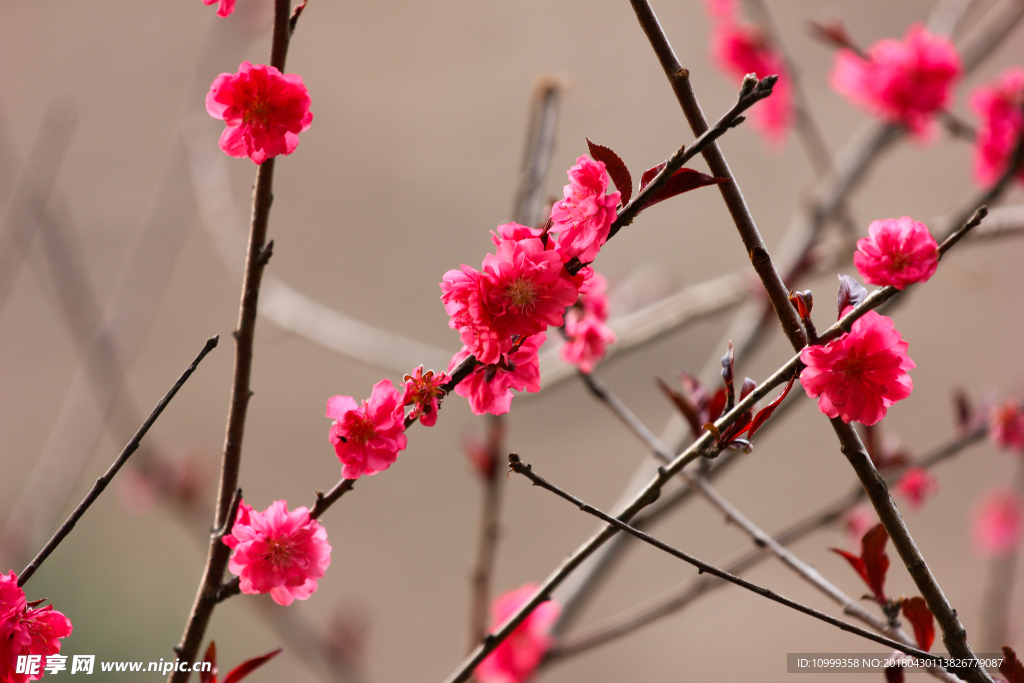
<box><xmin>561</xmin><ymin>310</ymin><xmax>615</xmax><ymax>374</ymax></box>
<box><xmin>970</xmin><ymin>68</ymin><xmax>1024</xmax><ymax>187</ymax></box>
<box><xmin>895</xmin><ymin>467</ymin><xmax>938</xmax><ymax>510</ymax></box>
<box><xmin>830</xmin><ymin>25</ymin><xmax>961</xmax><ymax>138</ymax></box>
<box><xmin>705</xmin><ymin>1</ymin><xmax>793</xmax><ymax>146</ymax></box>
<box><xmin>578</xmin><ymin>271</ymin><xmax>611</xmax><ymax>322</ymax></box>
<box><xmin>327</xmin><ymin>379</ymin><xmax>407</xmax><ymax>479</ymax></box>
<box><xmin>449</xmin><ymin>334</ymin><xmax>545</xmax><ymax>416</ymax></box>
<box><xmin>844</xmin><ymin>505</ymin><xmax>877</xmax><ymax>544</ymax></box>
<box><xmin>206</xmin><ymin>61</ymin><xmax>313</xmax><ymax>164</ymax></box>
<box><xmin>223</xmin><ymin>500</ymin><xmax>331</xmax><ymax>606</ymax></box>
<box><xmin>551</xmin><ymin>156</ymin><xmax>620</xmax><ymax>263</ymax></box>
<box><xmin>441</xmin><ymin>229</ymin><xmax>580</xmax><ymax>365</ymax></box>
<box><xmin>202</xmin><ymin>0</ymin><xmax>235</xmax><ymax>18</ymax></box>
<box><xmin>972</xmin><ymin>489</ymin><xmax>1023</xmax><ymax>557</ymax></box>
<box><xmin>401</xmin><ymin>366</ymin><xmax>449</xmax><ymax>427</ymax></box>
<box><xmin>853</xmin><ymin>217</ymin><xmax>939</xmax><ymax>290</ymax></box>
<box><xmin>800</xmin><ymin>310</ymin><xmax>915</xmax><ymax>425</ymax></box>
<box><xmin>990</xmin><ymin>399</ymin><xmax>1024</xmax><ymax>452</ymax></box>
<box><xmin>475</xmin><ymin>583</ymin><xmax>560</xmax><ymax>683</ymax></box>
<box><xmin>0</xmin><ymin>572</ymin><xmax>72</xmax><ymax>683</ymax></box>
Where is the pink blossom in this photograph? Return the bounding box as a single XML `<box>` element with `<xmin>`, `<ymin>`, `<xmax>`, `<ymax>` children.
<box><xmin>401</xmin><ymin>366</ymin><xmax>449</xmax><ymax>427</ymax></box>
<box><xmin>844</xmin><ymin>505</ymin><xmax>877</xmax><ymax>544</ymax></box>
<box><xmin>970</xmin><ymin>68</ymin><xmax>1024</xmax><ymax>187</ymax></box>
<box><xmin>0</xmin><ymin>572</ymin><xmax>72</xmax><ymax>683</ymax></box>
<box><xmin>705</xmin><ymin>2</ymin><xmax>793</xmax><ymax>146</ymax></box>
<box><xmin>491</xmin><ymin>222</ymin><xmax>544</xmax><ymax>247</ymax></box>
<box><xmin>475</xmin><ymin>583</ymin><xmax>560</xmax><ymax>683</ymax></box>
<box><xmin>206</xmin><ymin>61</ymin><xmax>313</xmax><ymax>164</ymax></box>
<box><xmin>449</xmin><ymin>334</ymin><xmax>545</xmax><ymax>416</ymax></box>
<box><xmin>895</xmin><ymin>467</ymin><xmax>938</xmax><ymax>510</ymax></box>
<box><xmin>853</xmin><ymin>217</ymin><xmax>939</xmax><ymax>290</ymax></box>
<box><xmin>830</xmin><ymin>25</ymin><xmax>961</xmax><ymax>138</ymax></box>
<box><xmin>561</xmin><ymin>310</ymin><xmax>615</xmax><ymax>374</ymax></box>
<box><xmin>990</xmin><ymin>399</ymin><xmax>1024</xmax><ymax>452</ymax></box>
<box><xmin>327</xmin><ymin>379</ymin><xmax>407</xmax><ymax>479</ymax></box>
<box><xmin>441</xmin><ymin>230</ymin><xmax>579</xmax><ymax>365</ymax></box>
<box><xmin>551</xmin><ymin>156</ymin><xmax>620</xmax><ymax>263</ymax></box>
<box><xmin>972</xmin><ymin>489</ymin><xmax>1023</xmax><ymax>557</ymax></box>
<box><xmin>202</xmin><ymin>0</ymin><xmax>235</xmax><ymax>18</ymax></box>
<box><xmin>223</xmin><ymin>500</ymin><xmax>331</xmax><ymax>606</ymax></box>
<box><xmin>578</xmin><ymin>271</ymin><xmax>610</xmax><ymax>322</ymax></box>
<box><xmin>800</xmin><ymin>310</ymin><xmax>915</xmax><ymax>425</ymax></box>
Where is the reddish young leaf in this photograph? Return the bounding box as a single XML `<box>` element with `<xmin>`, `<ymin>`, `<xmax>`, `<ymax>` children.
<box><xmin>586</xmin><ymin>138</ymin><xmax>632</xmax><ymax>206</ymax></box>
<box><xmin>807</xmin><ymin>18</ymin><xmax>861</xmax><ymax>54</ymax></box>
<box><xmin>708</xmin><ymin>387</ymin><xmax>728</xmax><ymax>423</ymax></box>
<box><xmin>900</xmin><ymin>597</ymin><xmax>935</xmax><ymax>652</ymax></box>
<box><xmin>884</xmin><ymin>664</ymin><xmax>905</xmax><ymax>683</ymax></box>
<box><xmin>637</xmin><ymin>166</ymin><xmax>727</xmax><ymax>212</ymax></box>
<box><xmin>739</xmin><ymin>377</ymin><xmax>756</xmax><ymax>401</ymax></box>
<box><xmin>657</xmin><ymin>377</ymin><xmax>703</xmax><ymax>436</ymax></box>
<box><xmin>721</xmin><ymin>342</ymin><xmax>736</xmax><ymax>411</ymax></box>
<box><xmin>789</xmin><ymin>289</ymin><xmax>813</xmax><ymax>321</ymax></box>
<box><xmin>837</xmin><ymin>274</ymin><xmax>868</xmax><ymax>319</ymax></box>
<box><xmin>831</xmin><ymin>523</ymin><xmax>889</xmax><ymax>603</ymax></box>
<box><xmin>200</xmin><ymin>642</ymin><xmax>218</xmax><ymax>683</ymax></box>
<box><xmin>744</xmin><ymin>372</ymin><xmax>797</xmax><ymax>440</ymax></box>
<box><xmin>953</xmin><ymin>388</ymin><xmax>973</xmax><ymax>431</ymax></box>
<box><xmin>221</xmin><ymin>648</ymin><xmax>283</xmax><ymax>683</ymax></box>
<box><xmin>1001</xmin><ymin>646</ymin><xmax>1024</xmax><ymax>683</ymax></box>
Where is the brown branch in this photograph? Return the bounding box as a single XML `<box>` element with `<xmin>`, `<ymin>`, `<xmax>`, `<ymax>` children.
<box><xmin>980</xmin><ymin>460</ymin><xmax>1024</xmax><ymax>651</ymax></box>
<box><xmin>547</xmin><ymin>422</ymin><xmax>988</xmax><ymax>662</ymax></box>
<box><xmin>169</xmin><ymin>2</ymin><xmax>296</xmax><ymax>679</ymax></box>
<box><xmin>507</xmin><ymin>454</ymin><xmax>946</xmax><ymax>664</ymax></box>
<box><xmin>17</xmin><ymin>336</ymin><xmax>218</xmax><ymax>587</ymax></box>
<box><xmin>467</xmin><ymin>416</ymin><xmax>507</xmax><ymax>653</ymax></box>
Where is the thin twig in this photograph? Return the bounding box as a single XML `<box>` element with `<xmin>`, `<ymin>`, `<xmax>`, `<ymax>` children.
<box><xmin>507</xmin><ymin>454</ymin><xmax>946</xmax><ymax>663</ymax></box>
<box><xmin>467</xmin><ymin>417</ymin><xmax>506</xmax><ymax>652</ymax></box>
<box><xmin>311</xmin><ymin>479</ymin><xmax>357</xmax><ymax>520</ymax></box>
<box><xmin>170</xmin><ymin>2</ymin><xmax>295</xmax><ymax>679</ymax></box>
<box><xmin>18</xmin><ymin>336</ymin><xmax>219</xmax><ymax>587</ymax></box>
<box><xmin>980</xmin><ymin>459</ymin><xmax>1024</xmax><ymax>651</ymax></box>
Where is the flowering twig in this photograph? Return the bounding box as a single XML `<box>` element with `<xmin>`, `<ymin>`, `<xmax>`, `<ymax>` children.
<box><xmin>547</xmin><ymin>420</ymin><xmax>989</xmax><ymax>662</ymax></box>
<box><xmin>506</xmin><ymin>454</ymin><xmax>946</xmax><ymax>663</ymax></box>
<box><xmin>18</xmin><ymin>335</ymin><xmax>219</xmax><ymax>587</ymax></box>
<box><xmin>170</xmin><ymin>1</ymin><xmax>297</xmax><ymax>679</ymax></box>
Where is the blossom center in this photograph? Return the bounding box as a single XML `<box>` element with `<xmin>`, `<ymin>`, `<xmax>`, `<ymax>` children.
<box><xmin>344</xmin><ymin>412</ymin><xmax>377</xmax><ymax>445</ymax></box>
<box><xmin>506</xmin><ymin>278</ymin><xmax>538</xmax><ymax>310</ymax></box>
<box><xmin>264</xmin><ymin>538</ymin><xmax>295</xmax><ymax>567</ymax></box>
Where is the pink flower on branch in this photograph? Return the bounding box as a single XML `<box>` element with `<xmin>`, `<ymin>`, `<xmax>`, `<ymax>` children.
<box><xmin>853</xmin><ymin>217</ymin><xmax>939</xmax><ymax>290</ymax></box>
<box><xmin>223</xmin><ymin>500</ymin><xmax>331</xmax><ymax>606</ymax></box>
<box><xmin>441</xmin><ymin>227</ymin><xmax>579</xmax><ymax>365</ymax></box>
<box><xmin>551</xmin><ymin>155</ymin><xmax>620</xmax><ymax>263</ymax></box>
<box><xmin>206</xmin><ymin>61</ymin><xmax>313</xmax><ymax>164</ymax></box>
<box><xmin>400</xmin><ymin>366</ymin><xmax>448</xmax><ymax>427</ymax></box>
<box><xmin>475</xmin><ymin>583</ymin><xmax>560</xmax><ymax>683</ymax></box>
<box><xmin>972</xmin><ymin>489</ymin><xmax>1024</xmax><ymax>557</ymax></box>
<box><xmin>970</xmin><ymin>68</ymin><xmax>1024</xmax><ymax>187</ymax></box>
<box><xmin>0</xmin><ymin>571</ymin><xmax>73</xmax><ymax>683</ymax></box>
<box><xmin>202</xmin><ymin>0</ymin><xmax>236</xmax><ymax>18</ymax></box>
<box><xmin>327</xmin><ymin>379</ymin><xmax>407</xmax><ymax>479</ymax></box>
<box><xmin>800</xmin><ymin>309</ymin><xmax>915</xmax><ymax>425</ymax></box>
<box><xmin>895</xmin><ymin>467</ymin><xmax>938</xmax><ymax>510</ymax></box>
<box><xmin>830</xmin><ymin>25</ymin><xmax>961</xmax><ymax>138</ymax></box>
<box><xmin>990</xmin><ymin>399</ymin><xmax>1024</xmax><ymax>452</ymax></box>
<box><xmin>705</xmin><ymin>1</ymin><xmax>793</xmax><ymax>146</ymax></box>
<box><xmin>449</xmin><ymin>334</ymin><xmax>544</xmax><ymax>416</ymax></box>
<box><xmin>561</xmin><ymin>310</ymin><xmax>615</xmax><ymax>374</ymax></box>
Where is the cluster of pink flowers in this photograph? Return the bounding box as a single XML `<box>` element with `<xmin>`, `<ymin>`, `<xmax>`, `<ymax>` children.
<box><xmin>970</xmin><ymin>67</ymin><xmax>1024</xmax><ymax>187</ymax></box>
<box><xmin>854</xmin><ymin>217</ymin><xmax>939</xmax><ymax>290</ymax></box>
<box><xmin>830</xmin><ymin>25</ymin><xmax>961</xmax><ymax>138</ymax></box>
<box><xmin>439</xmin><ymin>155</ymin><xmax>620</xmax><ymax>415</ymax></box>
<box><xmin>223</xmin><ymin>500</ymin><xmax>332</xmax><ymax>606</ymax></box>
<box><xmin>800</xmin><ymin>309</ymin><xmax>915</xmax><ymax>426</ymax></box>
<box><xmin>704</xmin><ymin>0</ymin><xmax>793</xmax><ymax>146</ymax></box>
<box><xmin>972</xmin><ymin>489</ymin><xmax>1023</xmax><ymax>557</ymax></box>
<box><xmin>0</xmin><ymin>572</ymin><xmax>72</xmax><ymax>682</ymax></box>
<box><xmin>560</xmin><ymin>272</ymin><xmax>615</xmax><ymax>374</ymax></box>
<box><xmin>206</xmin><ymin>61</ymin><xmax>313</xmax><ymax>165</ymax></box>
<box><xmin>475</xmin><ymin>584</ymin><xmax>560</xmax><ymax>683</ymax></box>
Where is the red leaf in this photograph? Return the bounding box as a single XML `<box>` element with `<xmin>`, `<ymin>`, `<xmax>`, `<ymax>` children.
<box><xmin>657</xmin><ymin>377</ymin><xmax>703</xmax><ymax>436</ymax></box>
<box><xmin>739</xmin><ymin>377</ymin><xmax>756</xmax><ymax>401</ymax></box>
<box><xmin>901</xmin><ymin>597</ymin><xmax>935</xmax><ymax>651</ymax></box>
<box><xmin>884</xmin><ymin>664</ymin><xmax>906</xmax><ymax>683</ymax></box>
<box><xmin>637</xmin><ymin>166</ymin><xmax>727</xmax><ymax>211</ymax></box>
<box><xmin>1001</xmin><ymin>646</ymin><xmax>1024</xmax><ymax>683</ymax></box>
<box><xmin>744</xmin><ymin>372</ymin><xmax>797</xmax><ymax>440</ymax></box>
<box><xmin>837</xmin><ymin>274</ymin><xmax>868</xmax><ymax>319</ymax></box>
<box><xmin>586</xmin><ymin>139</ymin><xmax>632</xmax><ymax>206</ymax></box>
<box><xmin>221</xmin><ymin>649</ymin><xmax>282</xmax><ymax>683</ymax></box>
<box><xmin>708</xmin><ymin>388</ymin><xmax>728</xmax><ymax>422</ymax></box>
<box><xmin>199</xmin><ymin>642</ymin><xmax>217</xmax><ymax>683</ymax></box>
<box><xmin>831</xmin><ymin>523</ymin><xmax>889</xmax><ymax>603</ymax></box>
<box><xmin>721</xmin><ymin>343</ymin><xmax>736</xmax><ymax>410</ymax></box>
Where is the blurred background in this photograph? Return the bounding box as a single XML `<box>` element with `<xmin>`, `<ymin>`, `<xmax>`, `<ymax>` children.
<box><xmin>0</xmin><ymin>0</ymin><xmax>1022</xmax><ymax>681</ymax></box>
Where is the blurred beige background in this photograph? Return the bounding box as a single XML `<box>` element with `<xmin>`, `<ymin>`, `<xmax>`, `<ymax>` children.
<box><xmin>0</xmin><ymin>0</ymin><xmax>1022</xmax><ymax>681</ymax></box>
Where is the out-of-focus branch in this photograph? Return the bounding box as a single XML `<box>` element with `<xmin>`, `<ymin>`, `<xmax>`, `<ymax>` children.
<box><xmin>980</xmin><ymin>459</ymin><xmax>1024</xmax><ymax>652</ymax></box>
<box><xmin>467</xmin><ymin>417</ymin><xmax>507</xmax><ymax>652</ymax></box>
